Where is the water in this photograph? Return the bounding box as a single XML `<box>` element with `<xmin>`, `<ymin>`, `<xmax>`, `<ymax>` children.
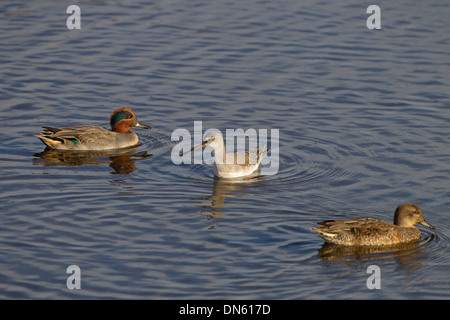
<box><xmin>0</xmin><ymin>0</ymin><xmax>449</xmax><ymax>299</ymax></box>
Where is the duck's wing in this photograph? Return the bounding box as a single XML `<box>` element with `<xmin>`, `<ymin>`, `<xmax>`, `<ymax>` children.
<box><xmin>314</xmin><ymin>218</ymin><xmax>394</xmax><ymax>239</ymax></box>
<box><xmin>37</xmin><ymin>126</ymin><xmax>113</xmax><ymax>149</ymax></box>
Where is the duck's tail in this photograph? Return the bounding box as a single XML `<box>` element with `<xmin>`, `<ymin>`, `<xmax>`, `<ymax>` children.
<box><xmin>35</xmin><ymin>127</ymin><xmax>64</xmax><ymax>149</ymax></box>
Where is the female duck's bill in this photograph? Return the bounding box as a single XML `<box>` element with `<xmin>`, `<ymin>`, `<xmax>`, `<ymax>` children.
<box><xmin>311</xmin><ymin>203</ymin><xmax>435</xmax><ymax>246</ymax></box>
<box><xmin>186</xmin><ymin>131</ymin><xmax>269</xmax><ymax>179</ymax></box>
<box><xmin>35</xmin><ymin>107</ymin><xmax>151</xmax><ymax>151</ymax></box>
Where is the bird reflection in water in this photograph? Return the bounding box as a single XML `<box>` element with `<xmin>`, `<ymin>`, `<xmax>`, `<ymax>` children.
<box><xmin>198</xmin><ymin>170</ymin><xmax>264</xmax><ymax>224</ymax></box>
<box><xmin>33</xmin><ymin>146</ymin><xmax>152</xmax><ymax>174</ymax></box>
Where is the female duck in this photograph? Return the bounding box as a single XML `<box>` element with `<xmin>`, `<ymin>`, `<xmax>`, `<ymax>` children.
<box><xmin>311</xmin><ymin>203</ymin><xmax>434</xmax><ymax>246</ymax></box>
<box><xmin>36</xmin><ymin>107</ymin><xmax>150</xmax><ymax>151</ymax></box>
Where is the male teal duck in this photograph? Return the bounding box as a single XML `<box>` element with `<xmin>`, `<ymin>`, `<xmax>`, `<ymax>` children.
<box><xmin>311</xmin><ymin>203</ymin><xmax>434</xmax><ymax>246</ymax></box>
<box><xmin>36</xmin><ymin>107</ymin><xmax>150</xmax><ymax>151</ymax></box>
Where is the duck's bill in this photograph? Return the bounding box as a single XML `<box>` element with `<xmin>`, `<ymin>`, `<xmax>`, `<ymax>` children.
<box><xmin>420</xmin><ymin>219</ymin><xmax>435</xmax><ymax>229</ymax></box>
<box><xmin>135</xmin><ymin>121</ymin><xmax>151</xmax><ymax>129</ymax></box>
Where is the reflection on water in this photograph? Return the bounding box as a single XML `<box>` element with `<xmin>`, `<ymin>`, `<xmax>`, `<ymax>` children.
<box><xmin>32</xmin><ymin>147</ymin><xmax>152</xmax><ymax>174</ymax></box>
<box><xmin>198</xmin><ymin>174</ymin><xmax>265</xmax><ymax>219</ymax></box>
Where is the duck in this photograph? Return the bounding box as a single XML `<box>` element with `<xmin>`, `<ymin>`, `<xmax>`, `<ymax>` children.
<box><xmin>189</xmin><ymin>131</ymin><xmax>268</xmax><ymax>178</ymax></box>
<box><xmin>35</xmin><ymin>107</ymin><xmax>150</xmax><ymax>151</ymax></box>
<box><xmin>311</xmin><ymin>203</ymin><xmax>434</xmax><ymax>246</ymax></box>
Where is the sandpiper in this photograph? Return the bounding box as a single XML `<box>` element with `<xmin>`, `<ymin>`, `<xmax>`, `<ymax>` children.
<box><xmin>189</xmin><ymin>131</ymin><xmax>268</xmax><ymax>178</ymax></box>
